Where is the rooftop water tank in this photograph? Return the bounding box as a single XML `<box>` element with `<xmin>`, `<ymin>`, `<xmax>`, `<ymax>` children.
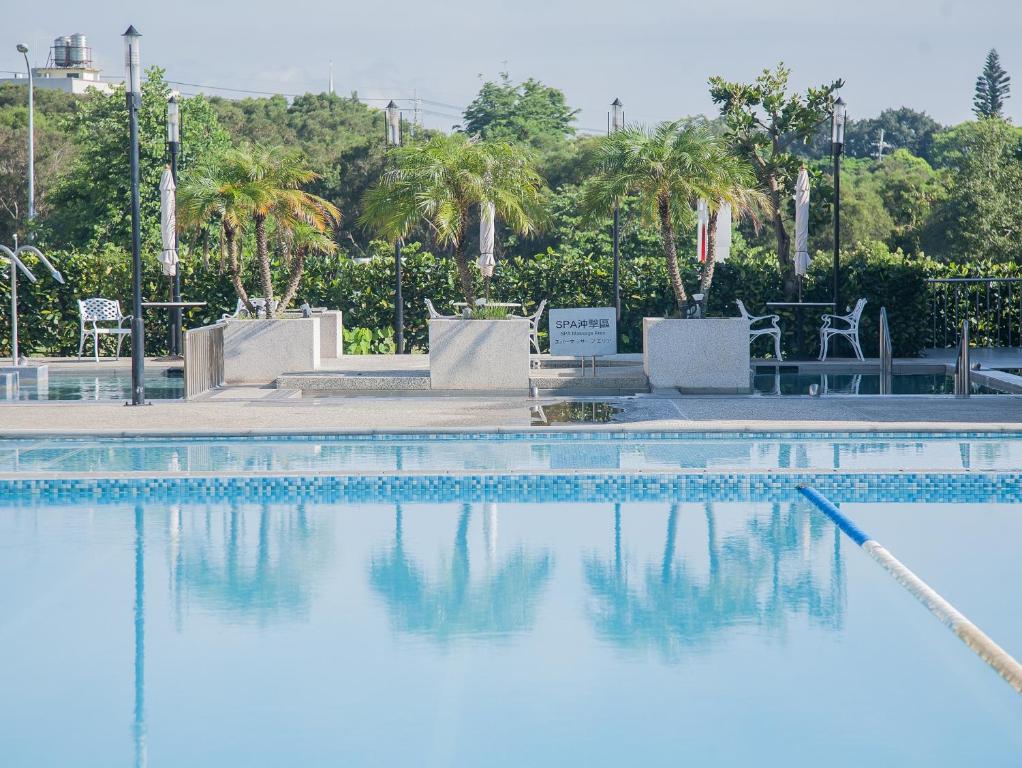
<box><xmin>52</xmin><ymin>36</ymin><xmax>71</xmax><ymax>67</ymax></box>
<box><xmin>68</xmin><ymin>33</ymin><xmax>89</xmax><ymax>66</ymax></box>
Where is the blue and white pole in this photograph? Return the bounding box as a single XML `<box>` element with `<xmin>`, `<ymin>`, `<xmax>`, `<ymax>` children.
<box><xmin>799</xmin><ymin>485</ymin><xmax>1022</xmax><ymax>694</ymax></box>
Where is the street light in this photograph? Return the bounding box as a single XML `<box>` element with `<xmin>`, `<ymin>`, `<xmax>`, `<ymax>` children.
<box><xmin>166</xmin><ymin>93</ymin><xmax>182</xmax><ymax>356</ymax></box>
<box><xmin>385</xmin><ymin>100</ymin><xmax>404</xmax><ymax>354</ymax></box>
<box><xmin>16</xmin><ymin>44</ymin><xmax>33</xmax><ymax>226</ymax></box>
<box><xmin>123</xmin><ymin>25</ymin><xmax>146</xmax><ymax>405</ymax></box>
<box><xmin>609</xmin><ymin>98</ymin><xmax>624</xmax><ymax>322</ymax></box>
<box><xmin>831</xmin><ymin>96</ymin><xmax>846</xmax><ymax>312</ymax></box>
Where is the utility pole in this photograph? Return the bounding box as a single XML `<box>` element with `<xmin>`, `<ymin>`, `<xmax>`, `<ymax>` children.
<box><xmin>873</xmin><ymin>128</ymin><xmax>890</xmax><ymax>161</ymax></box>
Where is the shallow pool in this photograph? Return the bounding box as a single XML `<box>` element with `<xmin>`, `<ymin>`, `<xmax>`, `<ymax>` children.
<box><xmin>751</xmin><ymin>371</ymin><xmax>1004</xmax><ymax>395</ymax></box>
<box><xmin>4</xmin><ymin>370</ymin><xmax>183</xmax><ymax>401</ymax></box>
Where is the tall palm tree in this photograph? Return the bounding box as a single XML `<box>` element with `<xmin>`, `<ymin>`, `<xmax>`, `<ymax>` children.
<box><xmin>360</xmin><ymin>132</ymin><xmax>546</xmax><ymax>306</ymax></box>
<box><xmin>581</xmin><ymin>121</ymin><xmax>762</xmax><ymax>311</ymax></box>
<box><xmin>179</xmin><ymin>145</ymin><xmax>340</xmax><ymax>316</ymax></box>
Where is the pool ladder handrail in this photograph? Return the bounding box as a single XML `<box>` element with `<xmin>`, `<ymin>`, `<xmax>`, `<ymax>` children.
<box><xmin>954</xmin><ymin>319</ymin><xmax>971</xmax><ymax>398</ymax></box>
<box><xmin>878</xmin><ymin>307</ymin><xmax>893</xmax><ymax>395</ymax></box>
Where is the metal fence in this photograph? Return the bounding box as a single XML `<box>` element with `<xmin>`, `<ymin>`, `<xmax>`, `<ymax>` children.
<box><xmin>926</xmin><ymin>277</ymin><xmax>1022</xmax><ymax>348</ymax></box>
<box><xmin>183</xmin><ymin>322</ymin><xmax>225</xmax><ymax>399</ymax></box>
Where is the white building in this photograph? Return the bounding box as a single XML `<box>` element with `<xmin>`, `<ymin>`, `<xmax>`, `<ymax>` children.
<box><xmin>1</xmin><ymin>33</ymin><xmax>115</xmax><ymax>95</ymax></box>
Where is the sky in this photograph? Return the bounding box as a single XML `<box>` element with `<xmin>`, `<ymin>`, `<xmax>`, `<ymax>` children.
<box><xmin>2</xmin><ymin>0</ymin><xmax>1020</xmax><ymax>131</ymax></box>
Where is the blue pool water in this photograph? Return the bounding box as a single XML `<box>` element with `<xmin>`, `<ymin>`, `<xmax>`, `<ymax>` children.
<box><xmin>5</xmin><ymin>370</ymin><xmax>183</xmax><ymax>401</ymax></box>
<box><xmin>1</xmin><ymin>433</ymin><xmax>1020</xmax><ymax>766</ymax></box>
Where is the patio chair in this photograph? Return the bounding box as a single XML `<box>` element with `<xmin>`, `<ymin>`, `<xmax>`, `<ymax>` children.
<box><xmin>819</xmin><ymin>298</ymin><xmax>868</xmax><ymax>360</ymax></box>
<box><xmin>78</xmin><ymin>298</ymin><xmax>131</xmax><ymax>363</ymax></box>
<box><xmin>221</xmin><ymin>297</ymin><xmax>276</xmax><ymax>320</ymax></box>
<box><xmin>425</xmin><ymin>299</ymin><xmax>458</xmax><ymax>319</ymax></box>
<box><xmin>736</xmin><ymin>300</ymin><xmax>782</xmax><ymax>361</ymax></box>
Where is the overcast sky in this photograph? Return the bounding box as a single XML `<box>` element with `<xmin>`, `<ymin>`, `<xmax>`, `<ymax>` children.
<box><xmin>3</xmin><ymin>0</ymin><xmax>1019</xmax><ymax>131</ymax></box>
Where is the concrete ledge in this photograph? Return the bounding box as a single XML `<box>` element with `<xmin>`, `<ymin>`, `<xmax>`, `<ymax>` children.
<box><xmin>223</xmin><ymin>318</ymin><xmax>320</xmax><ymax>384</ymax></box>
<box><xmin>643</xmin><ymin>318</ymin><xmax>750</xmax><ymax>392</ymax></box>
<box><xmin>317</xmin><ymin>311</ymin><xmax>343</xmax><ymax>359</ymax></box>
<box><xmin>429</xmin><ymin>319</ymin><xmax>530</xmax><ymax>391</ymax></box>
<box><xmin>277</xmin><ymin>372</ymin><xmax>431</xmax><ymax>391</ymax></box>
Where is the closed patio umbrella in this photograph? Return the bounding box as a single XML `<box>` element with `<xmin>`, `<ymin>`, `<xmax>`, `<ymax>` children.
<box><xmin>714</xmin><ymin>202</ymin><xmax>732</xmax><ymax>263</ymax></box>
<box><xmin>478</xmin><ymin>201</ymin><xmax>496</xmax><ymax>278</ymax></box>
<box><xmin>794</xmin><ymin>167</ymin><xmax>810</xmax><ymax>294</ymax></box>
<box><xmin>696</xmin><ymin>199</ymin><xmax>709</xmax><ymax>263</ymax></box>
<box><xmin>159</xmin><ymin>166</ymin><xmax>178</xmax><ymax>277</ymax></box>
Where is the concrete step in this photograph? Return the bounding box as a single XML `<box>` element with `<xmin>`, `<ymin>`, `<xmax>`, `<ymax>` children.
<box><xmin>276</xmin><ymin>371</ymin><xmax>430</xmax><ymax>391</ymax></box>
<box><xmin>530</xmin><ymin>367</ymin><xmax>649</xmax><ymax>393</ymax></box>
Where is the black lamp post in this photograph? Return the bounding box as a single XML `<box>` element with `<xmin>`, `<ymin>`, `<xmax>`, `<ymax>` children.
<box><xmin>123</xmin><ymin>25</ymin><xmax>145</xmax><ymax>405</ymax></box>
<box><xmin>609</xmin><ymin>98</ymin><xmax>624</xmax><ymax>322</ymax></box>
<box><xmin>831</xmin><ymin>96</ymin><xmax>846</xmax><ymax>312</ymax></box>
<box><xmin>166</xmin><ymin>93</ymin><xmax>182</xmax><ymax>356</ymax></box>
<box><xmin>385</xmin><ymin>100</ymin><xmax>404</xmax><ymax>353</ymax></box>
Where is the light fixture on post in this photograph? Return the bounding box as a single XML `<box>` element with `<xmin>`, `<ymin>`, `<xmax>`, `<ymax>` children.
<box><xmin>166</xmin><ymin>93</ymin><xmax>182</xmax><ymax>356</ymax></box>
<box><xmin>16</xmin><ymin>44</ymin><xmax>34</xmax><ymax>227</ymax></box>
<box><xmin>385</xmin><ymin>100</ymin><xmax>405</xmax><ymax>354</ymax></box>
<box><xmin>609</xmin><ymin>98</ymin><xmax>624</xmax><ymax>323</ymax></box>
<box><xmin>831</xmin><ymin>96</ymin><xmax>846</xmax><ymax>313</ymax></box>
<box><xmin>123</xmin><ymin>25</ymin><xmax>146</xmax><ymax>405</ymax></box>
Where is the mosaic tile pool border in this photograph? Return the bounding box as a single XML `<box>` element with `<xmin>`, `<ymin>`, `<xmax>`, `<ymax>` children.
<box><xmin>1</xmin><ymin>471</ymin><xmax>1019</xmax><ymax>506</ymax></box>
<box><xmin>1</xmin><ymin>429</ymin><xmax>1021</xmax><ymax>449</ymax></box>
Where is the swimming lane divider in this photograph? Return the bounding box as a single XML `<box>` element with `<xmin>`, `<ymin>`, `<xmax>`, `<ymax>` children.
<box><xmin>798</xmin><ymin>484</ymin><xmax>1022</xmax><ymax>695</ymax></box>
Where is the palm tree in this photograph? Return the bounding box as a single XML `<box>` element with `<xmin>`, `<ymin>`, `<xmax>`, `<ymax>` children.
<box><xmin>179</xmin><ymin>144</ymin><xmax>340</xmax><ymax>317</ymax></box>
<box><xmin>581</xmin><ymin>121</ymin><xmax>762</xmax><ymax>311</ymax></box>
<box><xmin>360</xmin><ymin>132</ymin><xmax>546</xmax><ymax>306</ymax></box>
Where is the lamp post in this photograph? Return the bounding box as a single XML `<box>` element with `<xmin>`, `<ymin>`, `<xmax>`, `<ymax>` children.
<box><xmin>166</xmin><ymin>93</ymin><xmax>182</xmax><ymax>356</ymax></box>
<box><xmin>831</xmin><ymin>96</ymin><xmax>846</xmax><ymax>313</ymax></box>
<box><xmin>124</xmin><ymin>26</ymin><xmax>145</xmax><ymax>405</ymax></box>
<box><xmin>385</xmin><ymin>100</ymin><xmax>404</xmax><ymax>354</ymax></box>
<box><xmin>609</xmin><ymin>98</ymin><xmax>624</xmax><ymax>322</ymax></box>
<box><xmin>15</xmin><ymin>44</ymin><xmax>34</xmax><ymax>227</ymax></box>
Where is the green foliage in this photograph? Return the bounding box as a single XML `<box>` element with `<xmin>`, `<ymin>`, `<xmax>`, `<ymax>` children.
<box><xmin>343</xmin><ymin>326</ymin><xmax>395</xmax><ymax>354</ymax></box>
<box><xmin>709</xmin><ymin>63</ymin><xmax>842</xmax><ymax>279</ymax></box>
<box><xmin>843</xmin><ymin>108</ymin><xmax>943</xmax><ymax>162</ymax></box>
<box><xmin>38</xmin><ymin>69</ymin><xmax>230</xmax><ymax>252</ymax></box>
<box><xmin>468</xmin><ymin>305</ymin><xmax>511</xmax><ymax>320</ymax></box>
<box><xmin>973</xmin><ymin>49</ymin><xmax>1011</xmax><ymax>120</ymax></box>
<box><xmin>463</xmin><ymin>73</ymin><xmax>578</xmax><ymax>147</ymax></box>
<box><xmin>925</xmin><ymin>119</ymin><xmax>1022</xmax><ymax>262</ymax></box>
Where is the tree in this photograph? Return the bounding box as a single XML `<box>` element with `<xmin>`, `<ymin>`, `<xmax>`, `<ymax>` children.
<box><xmin>581</xmin><ymin>121</ymin><xmax>762</xmax><ymax>310</ymax></box>
<box><xmin>360</xmin><ymin>132</ymin><xmax>547</xmax><ymax>305</ymax></box>
<box><xmin>463</xmin><ymin>74</ymin><xmax>578</xmax><ymax>147</ymax></box>
<box><xmin>709</xmin><ymin>63</ymin><xmax>842</xmax><ymax>295</ymax></box>
<box><xmin>973</xmin><ymin>49</ymin><xmax>1011</xmax><ymax>120</ymax></box>
<box><xmin>843</xmin><ymin>108</ymin><xmax>943</xmax><ymax>162</ymax></box>
<box><xmin>924</xmin><ymin>119</ymin><xmax>1022</xmax><ymax>262</ymax></box>
<box><xmin>39</xmin><ymin>68</ymin><xmax>229</xmax><ymax>253</ymax></box>
<box><xmin>178</xmin><ymin>144</ymin><xmax>340</xmax><ymax>315</ymax></box>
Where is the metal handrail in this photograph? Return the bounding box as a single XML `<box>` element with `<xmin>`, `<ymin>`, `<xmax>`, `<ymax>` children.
<box><xmin>878</xmin><ymin>307</ymin><xmax>893</xmax><ymax>395</ymax></box>
<box><xmin>954</xmin><ymin>320</ymin><xmax>971</xmax><ymax>399</ymax></box>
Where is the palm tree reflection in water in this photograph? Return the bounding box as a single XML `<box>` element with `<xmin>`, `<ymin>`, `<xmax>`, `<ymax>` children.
<box><xmin>585</xmin><ymin>502</ymin><xmax>845</xmax><ymax>662</ymax></box>
<box><xmin>369</xmin><ymin>503</ymin><xmax>554</xmax><ymax>642</ymax></box>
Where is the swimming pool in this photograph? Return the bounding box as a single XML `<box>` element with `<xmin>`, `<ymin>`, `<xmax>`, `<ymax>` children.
<box><xmin>1</xmin><ymin>432</ymin><xmax>1019</xmax><ymax>765</ymax></box>
<box><xmin>4</xmin><ymin>370</ymin><xmax>184</xmax><ymax>401</ymax></box>
<box><xmin>751</xmin><ymin>371</ymin><xmax>1006</xmax><ymax>395</ymax></box>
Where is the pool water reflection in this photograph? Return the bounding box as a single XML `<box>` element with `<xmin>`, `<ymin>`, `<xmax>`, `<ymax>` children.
<box><xmin>1</xmin><ymin>496</ymin><xmax>1019</xmax><ymax>766</ymax></box>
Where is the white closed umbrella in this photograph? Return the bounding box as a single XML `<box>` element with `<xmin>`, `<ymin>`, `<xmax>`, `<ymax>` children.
<box><xmin>159</xmin><ymin>166</ymin><xmax>178</xmax><ymax>277</ymax></box>
<box><xmin>696</xmin><ymin>199</ymin><xmax>709</xmax><ymax>263</ymax></box>
<box><xmin>714</xmin><ymin>202</ymin><xmax>732</xmax><ymax>263</ymax></box>
<box><xmin>794</xmin><ymin>167</ymin><xmax>810</xmax><ymax>281</ymax></box>
<box><xmin>478</xmin><ymin>201</ymin><xmax>496</xmax><ymax>278</ymax></box>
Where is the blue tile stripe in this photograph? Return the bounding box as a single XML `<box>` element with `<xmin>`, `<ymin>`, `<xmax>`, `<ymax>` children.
<box><xmin>1</xmin><ymin>471</ymin><xmax>1019</xmax><ymax>506</ymax></box>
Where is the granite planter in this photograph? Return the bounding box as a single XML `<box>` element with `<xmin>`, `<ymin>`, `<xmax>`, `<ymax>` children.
<box><xmin>223</xmin><ymin>318</ymin><xmax>320</xmax><ymax>384</ymax></box>
<box><xmin>642</xmin><ymin>318</ymin><xmax>750</xmax><ymax>392</ymax></box>
<box><xmin>429</xmin><ymin>318</ymin><xmax>530</xmax><ymax>391</ymax></box>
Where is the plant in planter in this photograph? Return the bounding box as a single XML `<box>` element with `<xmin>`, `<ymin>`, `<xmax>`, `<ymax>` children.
<box><xmin>580</xmin><ymin>121</ymin><xmax>763</xmax><ymax>311</ymax></box>
<box><xmin>359</xmin><ymin>132</ymin><xmax>548</xmax><ymax>306</ymax></box>
<box><xmin>179</xmin><ymin>144</ymin><xmax>340</xmax><ymax>318</ymax></box>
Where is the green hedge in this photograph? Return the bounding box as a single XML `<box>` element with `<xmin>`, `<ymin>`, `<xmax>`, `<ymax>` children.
<box><xmin>2</xmin><ymin>240</ymin><xmax>1015</xmax><ymax>359</ymax></box>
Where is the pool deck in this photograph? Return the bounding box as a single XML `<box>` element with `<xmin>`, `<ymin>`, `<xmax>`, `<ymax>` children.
<box><xmin>2</xmin><ymin>354</ymin><xmax>1021</xmax><ymax>436</ymax></box>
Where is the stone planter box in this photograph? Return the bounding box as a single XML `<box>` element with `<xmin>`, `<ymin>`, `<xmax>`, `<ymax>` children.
<box><xmin>223</xmin><ymin>318</ymin><xmax>320</xmax><ymax>384</ymax></box>
<box><xmin>642</xmin><ymin>318</ymin><xmax>750</xmax><ymax>393</ymax></box>
<box><xmin>429</xmin><ymin>318</ymin><xmax>530</xmax><ymax>391</ymax></box>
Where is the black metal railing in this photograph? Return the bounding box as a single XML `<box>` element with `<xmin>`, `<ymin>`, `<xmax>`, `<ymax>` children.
<box><xmin>926</xmin><ymin>277</ymin><xmax>1022</xmax><ymax>348</ymax></box>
